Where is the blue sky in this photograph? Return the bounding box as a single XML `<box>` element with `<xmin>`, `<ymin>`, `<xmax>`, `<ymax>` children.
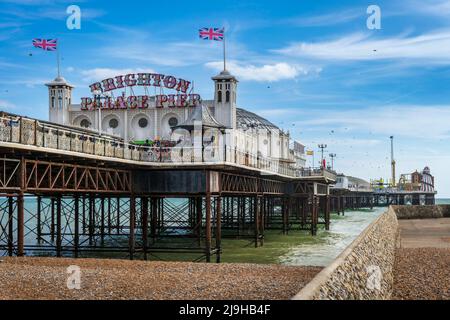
<box><xmin>1</xmin><ymin>0</ymin><xmax>450</xmax><ymax>196</ymax></box>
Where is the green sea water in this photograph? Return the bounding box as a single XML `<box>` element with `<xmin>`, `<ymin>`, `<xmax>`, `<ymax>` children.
<box><xmin>3</xmin><ymin>198</ymin><xmax>387</xmax><ymax>267</ymax></box>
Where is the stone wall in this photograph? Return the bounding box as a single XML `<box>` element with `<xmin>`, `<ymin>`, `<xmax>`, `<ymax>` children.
<box><xmin>393</xmin><ymin>205</ymin><xmax>450</xmax><ymax>219</ymax></box>
<box><xmin>292</xmin><ymin>207</ymin><xmax>399</xmax><ymax>300</ymax></box>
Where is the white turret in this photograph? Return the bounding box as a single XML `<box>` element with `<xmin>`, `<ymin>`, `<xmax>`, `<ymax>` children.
<box><xmin>46</xmin><ymin>76</ymin><xmax>74</xmax><ymax>125</ymax></box>
<box><xmin>211</xmin><ymin>70</ymin><xmax>237</xmax><ymax>129</ymax></box>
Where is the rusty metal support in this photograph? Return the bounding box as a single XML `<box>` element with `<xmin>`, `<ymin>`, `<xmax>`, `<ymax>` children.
<box><xmin>205</xmin><ymin>194</ymin><xmax>212</xmax><ymax>262</ymax></box>
<box><xmin>100</xmin><ymin>196</ymin><xmax>105</xmax><ymax>246</ymax></box>
<box><xmin>129</xmin><ymin>195</ymin><xmax>136</xmax><ymax>260</ymax></box>
<box><xmin>151</xmin><ymin>197</ymin><xmax>157</xmax><ymax>244</ymax></box>
<box><xmin>88</xmin><ymin>195</ymin><xmax>94</xmax><ymax>246</ymax></box>
<box><xmin>51</xmin><ymin>197</ymin><xmax>55</xmax><ymax>243</ymax></box>
<box><xmin>17</xmin><ymin>193</ymin><xmax>24</xmax><ymax>256</ymax></box>
<box><xmin>8</xmin><ymin>196</ymin><xmax>13</xmax><ymax>256</ymax></box>
<box><xmin>56</xmin><ymin>195</ymin><xmax>62</xmax><ymax>257</ymax></box>
<box><xmin>254</xmin><ymin>196</ymin><xmax>260</xmax><ymax>248</ymax></box>
<box><xmin>116</xmin><ymin>196</ymin><xmax>120</xmax><ymax>234</ymax></box>
<box><xmin>325</xmin><ymin>195</ymin><xmax>330</xmax><ymax>231</ymax></box>
<box><xmin>142</xmin><ymin>196</ymin><xmax>149</xmax><ymax>260</ymax></box>
<box><xmin>36</xmin><ymin>195</ymin><xmax>41</xmax><ymax>243</ymax></box>
<box><xmin>215</xmin><ymin>195</ymin><xmax>222</xmax><ymax>263</ymax></box>
<box><xmin>74</xmin><ymin>195</ymin><xmax>79</xmax><ymax>258</ymax></box>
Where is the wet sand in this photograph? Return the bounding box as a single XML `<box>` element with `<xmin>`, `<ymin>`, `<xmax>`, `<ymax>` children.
<box><xmin>0</xmin><ymin>257</ymin><xmax>321</xmax><ymax>300</ymax></box>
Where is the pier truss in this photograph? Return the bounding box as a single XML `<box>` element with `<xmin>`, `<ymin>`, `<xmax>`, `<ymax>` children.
<box><xmin>0</xmin><ymin>154</ymin><xmax>335</xmax><ymax>262</ymax></box>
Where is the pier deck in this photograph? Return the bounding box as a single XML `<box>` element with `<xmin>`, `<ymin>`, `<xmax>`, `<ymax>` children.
<box><xmin>0</xmin><ymin>112</ymin><xmax>335</xmax><ymax>261</ymax></box>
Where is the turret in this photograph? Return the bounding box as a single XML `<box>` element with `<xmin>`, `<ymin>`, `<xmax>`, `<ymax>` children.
<box><xmin>211</xmin><ymin>70</ymin><xmax>237</xmax><ymax>129</ymax></box>
<box><xmin>46</xmin><ymin>76</ymin><xmax>74</xmax><ymax>125</ymax></box>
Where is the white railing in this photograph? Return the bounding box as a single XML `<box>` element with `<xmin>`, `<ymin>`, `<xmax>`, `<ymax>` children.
<box><xmin>0</xmin><ymin>115</ymin><xmax>336</xmax><ymax>179</ymax></box>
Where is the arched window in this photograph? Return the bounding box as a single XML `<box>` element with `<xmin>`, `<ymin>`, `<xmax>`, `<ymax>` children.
<box><xmin>80</xmin><ymin>119</ymin><xmax>90</xmax><ymax>128</ymax></box>
<box><xmin>138</xmin><ymin>117</ymin><xmax>148</xmax><ymax>128</ymax></box>
<box><xmin>109</xmin><ymin>118</ymin><xmax>119</xmax><ymax>129</ymax></box>
<box><xmin>225</xmin><ymin>90</ymin><xmax>230</xmax><ymax>102</ymax></box>
<box><xmin>168</xmin><ymin>117</ymin><xmax>178</xmax><ymax>127</ymax></box>
<box><xmin>217</xmin><ymin>90</ymin><xmax>222</xmax><ymax>103</ymax></box>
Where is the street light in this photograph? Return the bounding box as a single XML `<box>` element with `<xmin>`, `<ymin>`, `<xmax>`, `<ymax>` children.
<box><xmin>318</xmin><ymin>144</ymin><xmax>327</xmax><ymax>168</ymax></box>
<box><xmin>92</xmin><ymin>90</ymin><xmax>111</xmax><ymax>135</ymax></box>
<box><xmin>329</xmin><ymin>153</ymin><xmax>336</xmax><ymax>170</ymax></box>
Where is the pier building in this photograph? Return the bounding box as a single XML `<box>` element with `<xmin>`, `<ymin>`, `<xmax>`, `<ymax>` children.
<box><xmin>0</xmin><ymin>68</ymin><xmax>336</xmax><ymax>261</ymax></box>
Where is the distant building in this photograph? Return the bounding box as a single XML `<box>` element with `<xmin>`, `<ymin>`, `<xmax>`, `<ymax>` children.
<box><xmin>398</xmin><ymin>166</ymin><xmax>435</xmax><ymax>192</ymax></box>
<box><xmin>332</xmin><ymin>174</ymin><xmax>372</xmax><ymax>192</ymax></box>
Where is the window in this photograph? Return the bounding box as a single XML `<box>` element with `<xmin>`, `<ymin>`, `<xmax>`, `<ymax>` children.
<box><xmin>225</xmin><ymin>90</ymin><xmax>230</xmax><ymax>102</ymax></box>
<box><xmin>80</xmin><ymin>119</ymin><xmax>90</xmax><ymax>128</ymax></box>
<box><xmin>217</xmin><ymin>90</ymin><xmax>222</xmax><ymax>102</ymax></box>
<box><xmin>109</xmin><ymin>118</ymin><xmax>119</xmax><ymax>129</ymax></box>
<box><xmin>168</xmin><ymin>117</ymin><xmax>178</xmax><ymax>127</ymax></box>
<box><xmin>138</xmin><ymin>117</ymin><xmax>148</xmax><ymax>128</ymax></box>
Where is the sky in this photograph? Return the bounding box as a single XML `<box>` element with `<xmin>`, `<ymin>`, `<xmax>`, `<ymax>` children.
<box><xmin>1</xmin><ymin>0</ymin><xmax>450</xmax><ymax>196</ymax></box>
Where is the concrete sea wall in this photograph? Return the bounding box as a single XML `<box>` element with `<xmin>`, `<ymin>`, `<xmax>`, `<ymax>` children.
<box><xmin>392</xmin><ymin>204</ymin><xmax>450</xmax><ymax>219</ymax></box>
<box><xmin>293</xmin><ymin>207</ymin><xmax>399</xmax><ymax>300</ymax></box>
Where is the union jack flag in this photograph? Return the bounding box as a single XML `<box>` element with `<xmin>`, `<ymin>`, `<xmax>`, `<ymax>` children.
<box><xmin>32</xmin><ymin>38</ymin><xmax>57</xmax><ymax>51</ymax></box>
<box><xmin>199</xmin><ymin>28</ymin><xmax>224</xmax><ymax>41</ymax></box>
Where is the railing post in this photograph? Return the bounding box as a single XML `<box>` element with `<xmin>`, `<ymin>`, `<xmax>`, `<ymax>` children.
<box><xmin>19</xmin><ymin>117</ymin><xmax>22</xmax><ymax>144</ymax></box>
<box><xmin>9</xmin><ymin>117</ymin><xmax>13</xmax><ymax>142</ymax></box>
<box><xmin>34</xmin><ymin>120</ymin><xmax>37</xmax><ymax>146</ymax></box>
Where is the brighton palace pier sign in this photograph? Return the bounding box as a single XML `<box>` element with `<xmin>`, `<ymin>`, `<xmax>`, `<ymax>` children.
<box><xmin>81</xmin><ymin>73</ymin><xmax>201</xmax><ymax>110</ymax></box>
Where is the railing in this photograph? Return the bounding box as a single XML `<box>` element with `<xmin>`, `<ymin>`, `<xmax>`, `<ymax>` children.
<box><xmin>0</xmin><ymin>115</ymin><xmax>336</xmax><ymax>179</ymax></box>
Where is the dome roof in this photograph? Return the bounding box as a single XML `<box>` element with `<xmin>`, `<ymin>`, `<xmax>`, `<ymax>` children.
<box><xmin>236</xmin><ymin>108</ymin><xmax>279</xmax><ymax>130</ymax></box>
<box><xmin>45</xmin><ymin>76</ymin><xmax>74</xmax><ymax>88</ymax></box>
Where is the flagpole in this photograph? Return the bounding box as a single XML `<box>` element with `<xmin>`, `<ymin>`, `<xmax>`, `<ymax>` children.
<box><xmin>223</xmin><ymin>27</ymin><xmax>226</xmax><ymax>71</ymax></box>
<box><xmin>56</xmin><ymin>39</ymin><xmax>61</xmax><ymax>77</ymax></box>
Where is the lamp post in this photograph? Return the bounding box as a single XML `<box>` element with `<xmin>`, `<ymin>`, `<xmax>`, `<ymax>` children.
<box><xmin>92</xmin><ymin>90</ymin><xmax>111</xmax><ymax>135</ymax></box>
<box><xmin>329</xmin><ymin>153</ymin><xmax>336</xmax><ymax>170</ymax></box>
<box><xmin>242</xmin><ymin>120</ymin><xmax>262</xmax><ymax>168</ymax></box>
<box><xmin>318</xmin><ymin>144</ymin><xmax>327</xmax><ymax>168</ymax></box>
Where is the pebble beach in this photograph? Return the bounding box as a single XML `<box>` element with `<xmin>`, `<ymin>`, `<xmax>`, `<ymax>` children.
<box><xmin>0</xmin><ymin>257</ymin><xmax>322</xmax><ymax>300</ymax></box>
<box><xmin>393</xmin><ymin>248</ymin><xmax>450</xmax><ymax>300</ymax></box>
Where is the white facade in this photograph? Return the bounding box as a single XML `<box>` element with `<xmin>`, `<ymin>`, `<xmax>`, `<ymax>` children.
<box><xmin>46</xmin><ymin>70</ymin><xmax>305</xmax><ymax>165</ymax></box>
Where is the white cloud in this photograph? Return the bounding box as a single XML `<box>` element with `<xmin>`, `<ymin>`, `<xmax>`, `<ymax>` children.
<box><xmin>275</xmin><ymin>29</ymin><xmax>450</xmax><ymax>63</ymax></box>
<box><xmin>80</xmin><ymin>68</ymin><xmax>156</xmax><ymax>82</ymax></box>
<box><xmin>408</xmin><ymin>0</ymin><xmax>450</xmax><ymax>17</ymax></box>
<box><xmin>285</xmin><ymin>9</ymin><xmax>362</xmax><ymax>27</ymax></box>
<box><xmin>295</xmin><ymin>105</ymin><xmax>450</xmax><ymax>139</ymax></box>
<box><xmin>205</xmin><ymin>61</ymin><xmax>308</xmax><ymax>82</ymax></box>
<box><xmin>0</xmin><ymin>99</ymin><xmax>16</xmax><ymax>110</ymax></box>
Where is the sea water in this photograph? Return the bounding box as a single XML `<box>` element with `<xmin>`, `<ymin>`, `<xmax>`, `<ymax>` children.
<box><xmin>280</xmin><ymin>207</ymin><xmax>387</xmax><ymax>266</ymax></box>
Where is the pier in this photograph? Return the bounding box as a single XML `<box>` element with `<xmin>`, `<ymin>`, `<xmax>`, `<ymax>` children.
<box><xmin>0</xmin><ymin>112</ymin><xmax>336</xmax><ymax>261</ymax></box>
